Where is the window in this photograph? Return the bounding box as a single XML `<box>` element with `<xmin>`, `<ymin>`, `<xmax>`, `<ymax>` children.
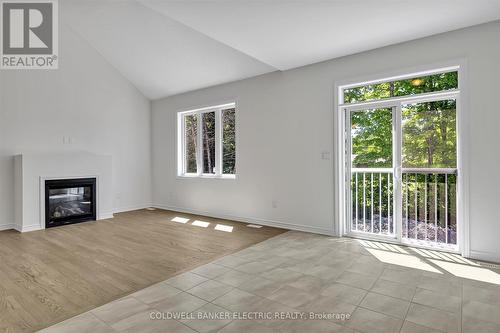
<box><xmin>178</xmin><ymin>103</ymin><xmax>236</xmax><ymax>178</ymax></box>
<box><xmin>184</xmin><ymin>114</ymin><xmax>198</xmax><ymax>174</ymax></box>
<box><xmin>202</xmin><ymin>112</ymin><xmax>216</xmax><ymax>174</ymax></box>
<box><xmin>402</xmin><ymin>100</ymin><xmax>457</xmax><ymax>168</ymax></box>
<box><xmin>351</xmin><ymin>107</ymin><xmax>393</xmax><ymax>168</ymax></box>
<box><xmin>222</xmin><ymin>108</ymin><xmax>236</xmax><ymax>174</ymax></box>
<box><xmin>343</xmin><ymin>71</ymin><xmax>458</xmax><ymax>104</ymax></box>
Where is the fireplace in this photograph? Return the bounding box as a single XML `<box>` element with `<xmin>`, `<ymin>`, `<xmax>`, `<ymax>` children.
<box><xmin>45</xmin><ymin>178</ymin><xmax>97</xmax><ymax>228</ymax></box>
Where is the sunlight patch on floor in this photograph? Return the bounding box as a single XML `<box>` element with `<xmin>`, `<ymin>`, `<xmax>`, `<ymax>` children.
<box><xmin>429</xmin><ymin>259</ymin><xmax>500</xmax><ymax>285</ymax></box>
<box><xmin>356</xmin><ymin>238</ymin><xmax>500</xmax><ymax>284</ymax></box>
<box><xmin>358</xmin><ymin>239</ymin><xmax>409</xmax><ymax>254</ymax></box>
<box><xmin>410</xmin><ymin>247</ymin><xmax>480</xmax><ymax>266</ymax></box>
<box><xmin>171</xmin><ymin>217</ymin><xmax>190</xmax><ymax>223</ymax></box>
<box><xmin>365</xmin><ymin>247</ymin><xmax>442</xmax><ymax>273</ymax></box>
<box><xmin>192</xmin><ymin>220</ymin><xmax>210</xmax><ymax>228</ymax></box>
<box><xmin>215</xmin><ymin>224</ymin><xmax>233</xmax><ymax>232</ymax></box>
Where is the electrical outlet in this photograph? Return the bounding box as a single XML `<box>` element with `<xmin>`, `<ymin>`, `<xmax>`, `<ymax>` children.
<box><xmin>321</xmin><ymin>151</ymin><xmax>331</xmax><ymax>160</ymax></box>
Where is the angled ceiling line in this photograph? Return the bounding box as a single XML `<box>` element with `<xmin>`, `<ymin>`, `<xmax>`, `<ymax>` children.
<box><xmin>135</xmin><ymin>0</ymin><xmax>281</xmax><ymax>72</ymax></box>
<box><xmin>63</xmin><ymin>0</ymin><xmax>278</xmax><ymax>99</ymax></box>
<box><xmin>60</xmin><ymin>19</ymin><xmax>152</xmax><ymax>100</ymax></box>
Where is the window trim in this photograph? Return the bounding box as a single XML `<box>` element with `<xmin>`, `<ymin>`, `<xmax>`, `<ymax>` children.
<box><xmin>177</xmin><ymin>102</ymin><xmax>236</xmax><ymax>179</ymax></box>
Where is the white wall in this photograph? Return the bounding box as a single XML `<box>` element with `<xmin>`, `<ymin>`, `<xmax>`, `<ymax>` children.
<box><xmin>152</xmin><ymin>21</ymin><xmax>500</xmax><ymax>261</ymax></box>
<box><xmin>0</xmin><ymin>22</ymin><xmax>152</xmax><ymax>230</ymax></box>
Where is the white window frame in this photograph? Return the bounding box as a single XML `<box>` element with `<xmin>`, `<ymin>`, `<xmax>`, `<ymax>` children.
<box><xmin>333</xmin><ymin>60</ymin><xmax>470</xmax><ymax>258</ymax></box>
<box><xmin>177</xmin><ymin>102</ymin><xmax>236</xmax><ymax>179</ymax></box>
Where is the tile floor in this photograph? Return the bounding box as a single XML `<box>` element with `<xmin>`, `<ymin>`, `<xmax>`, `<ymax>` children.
<box><xmin>39</xmin><ymin>231</ymin><xmax>500</xmax><ymax>333</ymax></box>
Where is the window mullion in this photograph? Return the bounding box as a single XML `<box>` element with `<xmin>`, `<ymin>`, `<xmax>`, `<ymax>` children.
<box><xmin>215</xmin><ymin>109</ymin><xmax>222</xmax><ymax>176</ymax></box>
<box><xmin>196</xmin><ymin>112</ymin><xmax>203</xmax><ymax>176</ymax></box>
<box><xmin>182</xmin><ymin>115</ymin><xmax>186</xmax><ymax>175</ymax></box>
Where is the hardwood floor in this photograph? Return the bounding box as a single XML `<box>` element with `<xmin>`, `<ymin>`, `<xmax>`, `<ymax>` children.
<box><xmin>0</xmin><ymin>209</ymin><xmax>286</xmax><ymax>333</ymax></box>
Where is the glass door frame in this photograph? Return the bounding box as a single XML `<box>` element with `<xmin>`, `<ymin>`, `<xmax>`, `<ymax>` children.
<box><xmin>345</xmin><ymin>104</ymin><xmax>401</xmax><ymax>243</ymax></box>
<box><xmin>342</xmin><ymin>90</ymin><xmax>462</xmax><ymax>253</ymax></box>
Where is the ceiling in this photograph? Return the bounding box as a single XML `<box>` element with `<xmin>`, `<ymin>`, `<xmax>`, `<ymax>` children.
<box><xmin>63</xmin><ymin>0</ymin><xmax>500</xmax><ymax>100</ymax></box>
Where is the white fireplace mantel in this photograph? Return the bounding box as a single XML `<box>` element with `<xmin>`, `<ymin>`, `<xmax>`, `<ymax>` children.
<box><xmin>14</xmin><ymin>152</ymin><xmax>113</xmax><ymax>232</ymax></box>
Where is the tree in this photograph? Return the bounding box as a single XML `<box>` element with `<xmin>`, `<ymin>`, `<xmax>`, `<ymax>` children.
<box><xmin>185</xmin><ymin>114</ymin><xmax>198</xmax><ymax>173</ymax></box>
<box><xmin>222</xmin><ymin>109</ymin><xmax>236</xmax><ymax>174</ymax></box>
<box><xmin>345</xmin><ymin>71</ymin><xmax>458</xmax><ymax>168</ymax></box>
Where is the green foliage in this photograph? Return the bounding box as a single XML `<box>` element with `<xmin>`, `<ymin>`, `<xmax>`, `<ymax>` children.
<box><xmin>346</xmin><ymin>72</ymin><xmax>457</xmax><ymax>168</ymax></box>
<box><xmin>185</xmin><ymin>114</ymin><xmax>198</xmax><ymax>173</ymax></box>
<box><xmin>344</xmin><ymin>71</ymin><xmax>458</xmax><ymax>104</ymax></box>
<box><xmin>202</xmin><ymin>112</ymin><xmax>216</xmax><ymax>173</ymax></box>
<box><xmin>222</xmin><ymin>108</ymin><xmax>236</xmax><ymax>174</ymax></box>
<box><xmin>402</xmin><ymin>101</ymin><xmax>456</xmax><ymax>168</ymax></box>
<box><xmin>351</xmin><ymin>108</ymin><xmax>392</xmax><ymax>168</ymax></box>
<box><xmin>347</xmin><ymin>72</ymin><xmax>458</xmax><ymax>243</ymax></box>
<box><xmin>184</xmin><ymin>109</ymin><xmax>236</xmax><ymax>175</ymax></box>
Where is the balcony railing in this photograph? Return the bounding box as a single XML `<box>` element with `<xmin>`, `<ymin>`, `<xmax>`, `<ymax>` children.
<box><xmin>351</xmin><ymin>168</ymin><xmax>457</xmax><ymax>246</ymax></box>
<box><xmin>351</xmin><ymin>169</ymin><xmax>394</xmax><ymax>235</ymax></box>
<box><xmin>402</xmin><ymin>169</ymin><xmax>457</xmax><ymax>246</ymax></box>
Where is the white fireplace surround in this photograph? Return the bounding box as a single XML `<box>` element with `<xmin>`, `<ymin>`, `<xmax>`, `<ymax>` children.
<box><xmin>14</xmin><ymin>152</ymin><xmax>113</xmax><ymax>232</ymax></box>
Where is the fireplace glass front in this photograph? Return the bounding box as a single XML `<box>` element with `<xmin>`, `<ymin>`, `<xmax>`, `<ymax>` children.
<box><xmin>45</xmin><ymin>178</ymin><xmax>96</xmax><ymax>228</ymax></box>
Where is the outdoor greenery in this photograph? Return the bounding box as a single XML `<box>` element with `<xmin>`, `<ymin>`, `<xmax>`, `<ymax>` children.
<box><xmin>351</xmin><ymin>108</ymin><xmax>393</xmax><ymax>168</ymax></box>
<box><xmin>346</xmin><ymin>72</ymin><xmax>458</xmax><ymax>243</ymax></box>
<box><xmin>222</xmin><ymin>108</ymin><xmax>236</xmax><ymax>174</ymax></box>
<box><xmin>184</xmin><ymin>108</ymin><xmax>236</xmax><ymax>175</ymax></box>
<box><xmin>402</xmin><ymin>173</ymin><xmax>456</xmax><ymax>243</ymax></box>
<box><xmin>402</xmin><ymin>100</ymin><xmax>456</xmax><ymax>168</ymax></box>
<box><xmin>202</xmin><ymin>112</ymin><xmax>216</xmax><ymax>174</ymax></box>
<box><xmin>185</xmin><ymin>114</ymin><xmax>198</xmax><ymax>173</ymax></box>
<box><xmin>348</xmin><ymin>71</ymin><xmax>458</xmax><ymax>168</ymax></box>
<box><xmin>344</xmin><ymin>71</ymin><xmax>458</xmax><ymax>104</ymax></box>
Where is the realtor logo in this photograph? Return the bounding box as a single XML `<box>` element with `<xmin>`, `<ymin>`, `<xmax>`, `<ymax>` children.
<box><xmin>1</xmin><ymin>0</ymin><xmax>58</xmax><ymax>69</ymax></box>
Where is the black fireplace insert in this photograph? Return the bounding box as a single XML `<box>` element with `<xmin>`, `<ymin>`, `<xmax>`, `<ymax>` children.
<box><xmin>45</xmin><ymin>178</ymin><xmax>97</xmax><ymax>228</ymax></box>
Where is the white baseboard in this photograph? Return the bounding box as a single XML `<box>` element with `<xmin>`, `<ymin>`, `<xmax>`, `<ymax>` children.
<box><xmin>3</xmin><ymin>203</ymin><xmax>336</xmax><ymax>237</ymax></box>
<box><xmin>470</xmin><ymin>250</ymin><xmax>500</xmax><ymax>264</ymax></box>
<box><xmin>15</xmin><ymin>224</ymin><xmax>42</xmax><ymax>233</ymax></box>
<box><xmin>0</xmin><ymin>203</ymin><xmax>151</xmax><ymax>233</ymax></box>
<box><xmin>152</xmin><ymin>204</ymin><xmax>336</xmax><ymax>236</ymax></box>
<box><xmin>99</xmin><ymin>212</ymin><xmax>115</xmax><ymax>220</ymax></box>
<box><xmin>113</xmin><ymin>203</ymin><xmax>152</xmax><ymax>214</ymax></box>
<box><xmin>1</xmin><ymin>203</ymin><xmax>151</xmax><ymax>233</ymax></box>
<box><xmin>0</xmin><ymin>224</ymin><xmax>15</xmax><ymax>231</ymax></box>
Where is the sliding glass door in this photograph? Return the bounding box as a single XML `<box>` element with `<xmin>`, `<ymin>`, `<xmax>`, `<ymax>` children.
<box><xmin>400</xmin><ymin>99</ymin><xmax>458</xmax><ymax>247</ymax></box>
<box><xmin>345</xmin><ymin>98</ymin><xmax>459</xmax><ymax>250</ymax></box>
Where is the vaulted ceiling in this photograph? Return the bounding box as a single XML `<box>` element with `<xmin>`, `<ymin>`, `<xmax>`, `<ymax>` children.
<box><xmin>63</xmin><ymin>0</ymin><xmax>500</xmax><ymax>100</ymax></box>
